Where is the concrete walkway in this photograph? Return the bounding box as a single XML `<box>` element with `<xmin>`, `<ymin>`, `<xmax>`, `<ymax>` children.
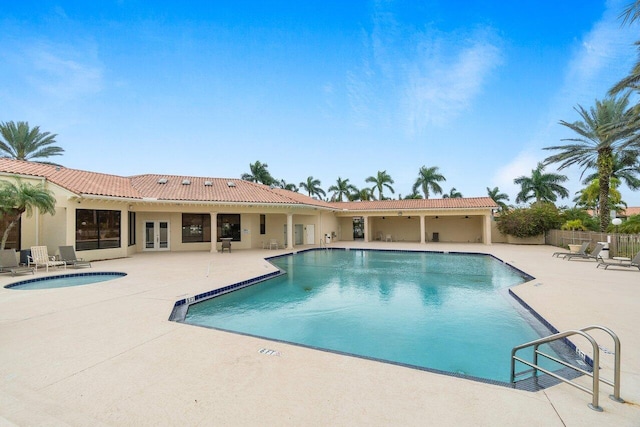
<box><xmin>0</xmin><ymin>242</ymin><xmax>638</xmax><ymax>426</ymax></box>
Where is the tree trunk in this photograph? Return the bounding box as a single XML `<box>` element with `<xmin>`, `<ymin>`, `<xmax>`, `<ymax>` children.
<box><xmin>0</xmin><ymin>216</ymin><xmax>19</xmax><ymax>251</ymax></box>
<box><xmin>598</xmin><ymin>151</ymin><xmax>613</xmax><ymax>232</ymax></box>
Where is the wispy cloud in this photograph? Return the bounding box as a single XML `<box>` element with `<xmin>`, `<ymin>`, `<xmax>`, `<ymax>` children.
<box><xmin>346</xmin><ymin>3</ymin><xmax>503</xmax><ymax>133</ymax></box>
<box><xmin>24</xmin><ymin>42</ymin><xmax>103</xmax><ymax>101</ymax></box>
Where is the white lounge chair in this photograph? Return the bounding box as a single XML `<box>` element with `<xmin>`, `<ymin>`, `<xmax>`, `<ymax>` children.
<box><xmin>29</xmin><ymin>246</ymin><xmax>66</xmax><ymax>272</ymax></box>
<box><xmin>597</xmin><ymin>251</ymin><xmax>640</xmax><ymax>270</ymax></box>
<box><xmin>58</xmin><ymin>246</ymin><xmax>91</xmax><ymax>268</ymax></box>
<box><xmin>552</xmin><ymin>241</ymin><xmax>589</xmax><ymax>258</ymax></box>
<box><xmin>0</xmin><ymin>249</ymin><xmax>34</xmax><ymax>276</ymax></box>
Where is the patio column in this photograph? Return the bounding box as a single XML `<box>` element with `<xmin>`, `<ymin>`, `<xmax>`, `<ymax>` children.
<box><xmin>210</xmin><ymin>212</ymin><xmax>217</xmax><ymax>252</ymax></box>
<box><xmin>363</xmin><ymin>215</ymin><xmax>369</xmax><ymax>243</ymax></box>
<box><xmin>420</xmin><ymin>215</ymin><xmax>426</xmax><ymax>244</ymax></box>
<box><xmin>67</xmin><ymin>207</ymin><xmax>76</xmax><ymax>246</ymax></box>
<box><xmin>483</xmin><ymin>213</ymin><xmax>492</xmax><ymax>245</ymax></box>
<box><xmin>287</xmin><ymin>213</ymin><xmax>294</xmax><ymax>249</ymax></box>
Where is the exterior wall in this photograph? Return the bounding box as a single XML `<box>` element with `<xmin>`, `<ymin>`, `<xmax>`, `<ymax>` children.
<box><xmin>491</xmin><ymin>220</ymin><xmax>507</xmax><ymax>243</ymax></box>
<box><xmin>425</xmin><ymin>216</ymin><xmax>483</xmax><ymax>243</ymax></box>
<box><xmin>372</xmin><ymin>216</ymin><xmax>421</xmax><ymax>242</ymax></box>
<box><xmin>337</xmin><ymin>217</ymin><xmax>355</xmax><ymax>241</ymax></box>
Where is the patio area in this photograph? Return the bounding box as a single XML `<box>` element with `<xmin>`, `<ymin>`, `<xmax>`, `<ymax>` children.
<box><xmin>0</xmin><ymin>242</ymin><xmax>638</xmax><ymax>426</ymax></box>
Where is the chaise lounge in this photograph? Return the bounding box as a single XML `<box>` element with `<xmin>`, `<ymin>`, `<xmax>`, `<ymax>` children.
<box><xmin>0</xmin><ymin>249</ymin><xmax>35</xmax><ymax>276</ymax></box>
<box><xmin>552</xmin><ymin>241</ymin><xmax>589</xmax><ymax>258</ymax></box>
<box><xmin>596</xmin><ymin>251</ymin><xmax>640</xmax><ymax>270</ymax></box>
<box><xmin>59</xmin><ymin>246</ymin><xmax>91</xmax><ymax>268</ymax></box>
<box><xmin>564</xmin><ymin>243</ymin><xmax>604</xmax><ymax>261</ymax></box>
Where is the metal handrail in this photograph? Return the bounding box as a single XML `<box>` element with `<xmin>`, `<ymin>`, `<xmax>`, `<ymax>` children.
<box><xmin>511</xmin><ymin>325</ymin><xmax>623</xmax><ymax>412</ymax></box>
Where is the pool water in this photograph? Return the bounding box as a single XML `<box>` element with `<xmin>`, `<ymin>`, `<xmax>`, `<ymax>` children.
<box><xmin>185</xmin><ymin>250</ymin><xmax>560</xmax><ymax>382</ymax></box>
<box><xmin>5</xmin><ymin>272</ymin><xmax>126</xmax><ymax>290</ymax></box>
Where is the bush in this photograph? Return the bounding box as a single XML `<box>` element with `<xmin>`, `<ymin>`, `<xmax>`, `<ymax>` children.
<box><xmin>497</xmin><ymin>203</ymin><xmax>562</xmax><ymax>238</ymax></box>
<box><xmin>561</xmin><ymin>219</ymin><xmax>587</xmax><ymax>231</ymax></box>
<box><xmin>560</xmin><ymin>207</ymin><xmax>599</xmax><ymax>231</ymax></box>
<box><xmin>616</xmin><ymin>215</ymin><xmax>640</xmax><ymax>234</ymax></box>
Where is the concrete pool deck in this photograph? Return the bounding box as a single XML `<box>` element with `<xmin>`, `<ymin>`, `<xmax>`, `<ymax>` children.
<box><xmin>0</xmin><ymin>242</ymin><xmax>638</xmax><ymax>426</ymax></box>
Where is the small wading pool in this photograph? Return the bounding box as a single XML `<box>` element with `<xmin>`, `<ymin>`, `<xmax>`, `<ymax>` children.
<box><xmin>5</xmin><ymin>272</ymin><xmax>126</xmax><ymax>290</ymax></box>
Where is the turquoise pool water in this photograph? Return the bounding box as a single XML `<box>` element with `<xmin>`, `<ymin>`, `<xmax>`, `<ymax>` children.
<box><xmin>5</xmin><ymin>272</ymin><xmax>126</xmax><ymax>290</ymax></box>
<box><xmin>185</xmin><ymin>250</ymin><xmax>558</xmax><ymax>382</ymax></box>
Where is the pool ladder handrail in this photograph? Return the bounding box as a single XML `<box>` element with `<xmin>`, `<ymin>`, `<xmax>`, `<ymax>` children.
<box><xmin>510</xmin><ymin>325</ymin><xmax>623</xmax><ymax>412</ymax></box>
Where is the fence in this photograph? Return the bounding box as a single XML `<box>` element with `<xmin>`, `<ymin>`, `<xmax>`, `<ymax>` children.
<box><xmin>546</xmin><ymin>229</ymin><xmax>640</xmax><ymax>258</ymax></box>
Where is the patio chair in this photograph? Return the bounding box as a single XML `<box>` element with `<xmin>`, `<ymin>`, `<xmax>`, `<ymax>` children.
<box><xmin>596</xmin><ymin>251</ymin><xmax>640</xmax><ymax>270</ymax></box>
<box><xmin>0</xmin><ymin>249</ymin><xmax>34</xmax><ymax>276</ymax></box>
<box><xmin>564</xmin><ymin>243</ymin><xmax>604</xmax><ymax>262</ymax></box>
<box><xmin>552</xmin><ymin>241</ymin><xmax>589</xmax><ymax>258</ymax></box>
<box><xmin>221</xmin><ymin>240</ymin><xmax>231</xmax><ymax>253</ymax></box>
<box><xmin>268</xmin><ymin>238</ymin><xmax>279</xmax><ymax>250</ymax></box>
<box><xmin>58</xmin><ymin>246</ymin><xmax>91</xmax><ymax>268</ymax></box>
<box><xmin>29</xmin><ymin>246</ymin><xmax>66</xmax><ymax>272</ymax></box>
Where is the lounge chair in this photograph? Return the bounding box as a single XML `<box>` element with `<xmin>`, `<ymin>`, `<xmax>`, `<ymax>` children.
<box><xmin>565</xmin><ymin>243</ymin><xmax>604</xmax><ymax>261</ymax></box>
<box><xmin>29</xmin><ymin>246</ymin><xmax>66</xmax><ymax>272</ymax></box>
<box><xmin>552</xmin><ymin>241</ymin><xmax>589</xmax><ymax>258</ymax></box>
<box><xmin>58</xmin><ymin>246</ymin><xmax>91</xmax><ymax>268</ymax></box>
<box><xmin>0</xmin><ymin>249</ymin><xmax>34</xmax><ymax>276</ymax></box>
<box><xmin>597</xmin><ymin>251</ymin><xmax>640</xmax><ymax>270</ymax></box>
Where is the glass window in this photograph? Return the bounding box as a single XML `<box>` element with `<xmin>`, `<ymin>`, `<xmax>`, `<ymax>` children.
<box><xmin>182</xmin><ymin>214</ymin><xmax>211</xmax><ymax>243</ymax></box>
<box><xmin>260</xmin><ymin>214</ymin><xmax>266</xmax><ymax>235</ymax></box>
<box><xmin>0</xmin><ymin>209</ymin><xmax>21</xmax><ymax>250</ymax></box>
<box><xmin>217</xmin><ymin>214</ymin><xmax>241</xmax><ymax>241</ymax></box>
<box><xmin>128</xmin><ymin>211</ymin><xmax>136</xmax><ymax>246</ymax></box>
<box><xmin>76</xmin><ymin>209</ymin><xmax>121</xmax><ymax>250</ymax></box>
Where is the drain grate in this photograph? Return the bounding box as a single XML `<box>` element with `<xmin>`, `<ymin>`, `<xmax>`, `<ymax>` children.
<box><xmin>258</xmin><ymin>348</ymin><xmax>281</xmax><ymax>356</ymax></box>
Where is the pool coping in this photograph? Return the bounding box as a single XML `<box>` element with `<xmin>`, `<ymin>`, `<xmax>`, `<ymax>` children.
<box><xmin>4</xmin><ymin>271</ymin><xmax>128</xmax><ymax>289</ymax></box>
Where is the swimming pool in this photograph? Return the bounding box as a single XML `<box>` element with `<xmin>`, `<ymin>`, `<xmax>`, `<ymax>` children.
<box><xmin>5</xmin><ymin>272</ymin><xmax>127</xmax><ymax>290</ymax></box>
<box><xmin>183</xmin><ymin>249</ymin><xmax>567</xmax><ymax>383</ymax></box>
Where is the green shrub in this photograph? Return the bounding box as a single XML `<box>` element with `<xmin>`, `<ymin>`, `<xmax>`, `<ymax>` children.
<box><xmin>616</xmin><ymin>215</ymin><xmax>640</xmax><ymax>234</ymax></box>
<box><xmin>497</xmin><ymin>203</ymin><xmax>562</xmax><ymax>238</ymax></box>
<box><xmin>561</xmin><ymin>219</ymin><xmax>587</xmax><ymax>231</ymax></box>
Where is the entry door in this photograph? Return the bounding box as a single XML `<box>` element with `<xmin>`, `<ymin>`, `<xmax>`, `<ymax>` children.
<box><xmin>305</xmin><ymin>224</ymin><xmax>315</xmax><ymax>245</ymax></box>
<box><xmin>144</xmin><ymin>220</ymin><xmax>170</xmax><ymax>251</ymax></box>
<box><xmin>294</xmin><ymin>224</ymin><xmax>304</xmax><ymax>245</ymax></box>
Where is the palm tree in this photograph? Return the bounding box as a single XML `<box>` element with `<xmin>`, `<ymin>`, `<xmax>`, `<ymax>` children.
<box><xmin>574</xmin><ymin>178</ymin><xmax>626</xmax><ymax>215</ymax></box>
<box><xmin>352</xmin><ymin>187</ymin><xmax>374</xmax><ymax>201</ymax></box>
<box><xmin>0</xmin><ymin>121</ymin><xmax>64</xmax><ymax>164</ymax></box>
<box><xmin>486</xmin><ymin>186</ymin><xmax>510</xmax><ymax>211</ymax></box>
<box><xmin>609</xmin><ymin>2</ymin><xmax>640</xmax><ymax>94</ymax></box>
<box><xmin>365</xmin><ymin>170</ymin><xmax>394</xmax><ymax>200</ymax></box>
<box><xmin>403</xmin><ymin>191</ymin><xmax>423</xmax><ymax>199</ymax></box>
<box><xmin>514</xmin><ymin>163</ymin><xmax>569</xmax><ymax>205</ymax></box>
<box><xmin>412</xmin><ymin>166</ymin><xmax>446</xmax><ymax>199</ymax></box>
<box><xmin>328</xmin><ymin>177</ymin><xmax>357</xmax><ymax>202</ymax></box>
<box><xmin>581</xmin><ymin>151</ymin><xmax>640</xmax><ymax>190</ymax></box>
<box><xmin>299</xmin><ymin>176</ymin><xmax>326</xmax><ymax>199</ymax></box>
<box><xmin>442</xmin><ymin>187</ymin><xmax>462</xmax><ymax>198</ymax></box>
<box><xmin>241</xmin><ymin>161</ymin><xmax>275</xmax><ymax>185</ymax></box>
<box><xmin>0</xmin><ymin>178</ymin><xmax>56</xmax><ymax>250</ymax></box>
<box><xmin>277</xmin><ymin>179</ymin><xmax>298</xmax><ymax>192</ymax></box>
<box><xmin>543</xmin><ymin>94</ymin><xmax>637</xmax><ymax>230</ymax></box>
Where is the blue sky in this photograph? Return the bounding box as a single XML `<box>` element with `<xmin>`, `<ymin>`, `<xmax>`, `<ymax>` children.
<box><xmin>1</xmin><ymin>1</ymin><xmax>639</xmax><ymax>206</ymax></box>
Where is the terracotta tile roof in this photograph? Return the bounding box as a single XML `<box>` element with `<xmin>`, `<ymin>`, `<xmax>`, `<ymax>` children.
<box><xmin>330</xmin><ymin>197</ymin><xmax>498</xmax><ymax>211</ymax></box>
<box><xmin>0</xmin><ymin>158</ymin><xmax>333</xmax><ymax>207</ymax></box>
<box><xmin>0</xmin><ymin>159</ymin><xmax>497</xmax><ymax>211</ymax></box>
<box><xmin>620</xmin><ymin>207</ymin><xmax>640</xmax><ymax>217</ymax></box>
<box><xmin>130</xmin><ymin>174</ymin><xmax>333</xmax><ymax>206</ymax></box>
<box><xmin>0</xmin><ymin>158</ymin><xmax>142</xmax><ymax>198</ymax></box>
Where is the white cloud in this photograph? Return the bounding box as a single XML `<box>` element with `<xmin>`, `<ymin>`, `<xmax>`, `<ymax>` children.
<box><xmin>25</xmin><ymin>42</ymin><xmax>103</xmax><ymax>101</ymax></box>
<box><xmin>492</xmin><ymin>151</ymin><xmax>540</xmax><ymax>201</ymax></box>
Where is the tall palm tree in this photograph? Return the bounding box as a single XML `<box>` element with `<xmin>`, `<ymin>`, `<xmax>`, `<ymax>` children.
<box><xmin>0</xmin><ymin>178</ymin><xmax>56</xmax><ymax>250</ymax></box>
<box><xmin>486</xmin><ymin>186</ymin><xmax>510</xmax><ymax>211</ymax></box>
<box><xmin>328</xmin><ymin>177</ymin><xmax>357</xmax><ymax>202</ymax></box>
<box><xmin>0</xmin><ymin>121</ymin><xmax>64</xmax><ymax>164</ymax></box>
<box><xmin>412</xmin><ymin>166</ymin><xmax>446</xmax><ymax>199</ymax></box>
<box><xmin>581</xmin><ymin>151</ymin><xmax>640</xmax><ymax>190</ymax></box>
<box><xmin>514</xmin><ymin>163</ymin><xmax>569</xmax><ymax>204</ymax></box>
<box><xmin>299</xmin><ymin>176</ymin><xmax>326</xmax><ymax>199</ymax></box>
<box><xmin>277</xmin><ymin>179</ymin><xmax>298</xmax><ymax>192</ymax></box>
<box><xmin>574</xmin><ymin>178</ymin><xmax>626</xmax><ymax>215</ymax></box>
<box><xmin>543</xmin><ymin>94</ymin><xmax>636</xmax><ymax>230</ymax></box>
<box><xmin>442</xmin><ymin>187</ymin><xmax>462</xmax><ymax>198</ymax></box>
<box><xmin>365</xmin><ymin>170</ymin><xmax>394</xmax><ymax>200</ymax></box>
<box><xmin>609</xmin><ymin>2</ymin><xmax>640</xmax><ymax>94</ymax></box>
<box><xmin>241</xmin><ymin>161</ymin><xmax>275</xmax><ymax>185</ymax></box>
